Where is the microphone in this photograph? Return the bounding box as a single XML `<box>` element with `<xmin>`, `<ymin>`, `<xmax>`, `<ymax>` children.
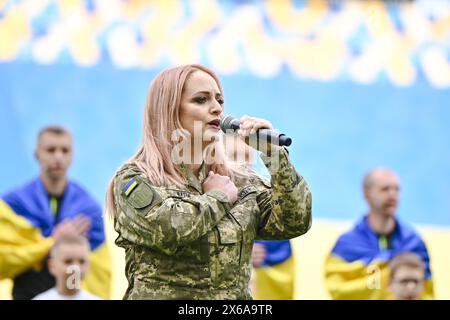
<box><xmin>220</xmin><ymin>115</ymin><xmax>292</xmax><ymax>147</ymax></box>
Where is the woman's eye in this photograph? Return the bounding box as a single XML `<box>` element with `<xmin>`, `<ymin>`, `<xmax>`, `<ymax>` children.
<box><xmin>194</xmin><ymin>97</ymin><xmax>207</xmax><ymax>104</ymax></box>
<box><xmin>217</xmin><ymin>98</ymin><xmax>224</xmax><ymax>105</ymax></box>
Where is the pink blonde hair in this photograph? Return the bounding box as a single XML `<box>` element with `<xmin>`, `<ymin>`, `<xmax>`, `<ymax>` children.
<box><xmin>106</xmin><ymin>64</ymin><xmax>244</xmax><ymax>217</ymax></box>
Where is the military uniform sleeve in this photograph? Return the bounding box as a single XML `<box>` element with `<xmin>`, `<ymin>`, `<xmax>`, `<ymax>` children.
<box><xmin>113</xmin><ymin>167</ymin><xmax>231</xmax><ymax>255</ymax></box>
<box><xmin>255</xmin><ymin>147</ymin><xmax>312</xmax><ymax>240</ymax></box>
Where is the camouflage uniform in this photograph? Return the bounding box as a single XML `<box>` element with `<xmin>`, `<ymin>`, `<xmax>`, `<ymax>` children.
<box><xmin>113</xmin><ymin>147</ymin><xmax>312</xmax><ymax>299</ymax></box>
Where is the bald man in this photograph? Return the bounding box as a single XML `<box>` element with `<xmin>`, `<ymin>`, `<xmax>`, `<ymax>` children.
<box><xmin>363</xmin><ymin>169</ymin><xmax>400</xmax><ymax>237</ymax></box>
<box><xmin>324</xmin><ymin>168</ymin><xmax>434</xmax><ymax>300</ymax></box>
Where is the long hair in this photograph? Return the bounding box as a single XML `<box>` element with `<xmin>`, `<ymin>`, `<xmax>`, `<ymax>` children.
<box><xmin>106</xmin><ymin>64</ymin><xmax>248</xmax><ymax>217</ymax></box>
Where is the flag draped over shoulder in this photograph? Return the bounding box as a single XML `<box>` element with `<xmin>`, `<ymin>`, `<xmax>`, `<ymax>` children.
<box><xmin>0</xmin><ymin>178</ymin><xmax>111</xmax><ymax>299</ymax></box>
<box><xmin>253</xmin><ymin>240</ymin><xmax>295</xmax><ymax>300</ymax></box>
<box><xmin>324</xmin><ymin>216</ymin><xmax>434</xmax><ymax>300</ymax></box>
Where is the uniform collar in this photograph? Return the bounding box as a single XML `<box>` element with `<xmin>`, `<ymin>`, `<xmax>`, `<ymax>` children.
<box><xmin>179</xmin><ymin>162</ymin><xmax>210</xmax><ymax>193</ymax></box>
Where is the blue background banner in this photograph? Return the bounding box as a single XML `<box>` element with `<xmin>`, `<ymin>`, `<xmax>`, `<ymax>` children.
<box><xmin>1</xmin><ymin>0</ymin><xmax>450</xmax><ymax>300</ymax></box>
<box><xmin>1</xmin><ymin>61</ymin><xmax>449</xmax><ymax>226</ymax></box>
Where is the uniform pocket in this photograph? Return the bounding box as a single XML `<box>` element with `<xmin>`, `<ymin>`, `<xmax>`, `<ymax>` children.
<box><xmin>209</xmin><ymin>217</ymin><xmax>243</xmax><ymax>286</ymax></box>
<box><xmin>217</xmin><ymin>223</ymin><xmax>240</xmax><ymax>244</ymax></box>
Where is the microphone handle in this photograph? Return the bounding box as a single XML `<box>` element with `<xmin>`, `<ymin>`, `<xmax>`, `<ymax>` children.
<box><xmin>247</xmin><ymin>129</ymin><xmax>292</xmax><ymax>147</ymax></box>
<box><xmin>225</xmin><ymin>117</ymin><xmax>292</xmax><ymax>147</ymax></box>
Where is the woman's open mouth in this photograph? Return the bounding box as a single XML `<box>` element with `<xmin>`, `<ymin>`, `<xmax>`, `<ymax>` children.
<box><xmin>207</xmin><ymin>119</ymin><xmax>221</xmax><ymax>129</ymax></box>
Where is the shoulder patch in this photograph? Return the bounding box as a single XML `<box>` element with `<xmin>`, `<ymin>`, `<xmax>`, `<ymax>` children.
<box><xmin>123</xmin><ymin>178</ymin><xmax>138</xmax><ymax>197</ymax></box>
<box><xmin>124</xmin><ymin>177</ymin><xmax>162</xmax><ymax>211</ymax></box>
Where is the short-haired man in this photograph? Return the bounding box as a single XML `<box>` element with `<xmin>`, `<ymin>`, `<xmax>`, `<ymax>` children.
<box><xmin>0</xmin><ymin>126</ymin><xmax>111</xmax><ymax>299</ymax></box>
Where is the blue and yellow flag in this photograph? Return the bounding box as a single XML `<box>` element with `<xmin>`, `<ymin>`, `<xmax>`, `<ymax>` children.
<box><xmin>0</xmin><ymin>178</ymin><xmax>111</xmax><ymax>299</ymax></box>
<box><xmin>324</xmin><ymin>216</ymin><xmax>434</xmax><ymax>300</ymax></box>
<box><xmin>253</xmin><ymin>240</ymin><xmax>295</xmax><ymax>300</ymax></box>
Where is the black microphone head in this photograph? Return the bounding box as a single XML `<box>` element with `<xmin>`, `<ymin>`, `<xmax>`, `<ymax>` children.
<box><xmin>220</xmin><ymin>115</ymin><xmax>240</xmax><ymax>132</ymax></box>
<box><xmin>279</xmin><ymin>135</ymin><xmax>292</xmax><ymax>147</ymax></box>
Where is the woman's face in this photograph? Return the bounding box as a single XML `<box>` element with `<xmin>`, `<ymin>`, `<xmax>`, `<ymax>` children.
<box><xmin>179</xmin><ymin>70</ymin><xmax>224</xmax><ymax>147</ymax></box>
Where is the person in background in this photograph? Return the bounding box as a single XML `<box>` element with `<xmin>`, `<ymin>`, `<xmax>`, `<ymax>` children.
<box><xmin>388</xmin><ymin>252</ymin><xmax>426</xmax><ymax>300</ymax></box>
<box><xmin>0</xmin><ymin>126</ymin><xmax>111</xmax><ymax>299</ymax></box>
<box><xmin>33</xmin><ymin>235</ymin><xmax>101</xmax><ymax>300</ymax></box>
<box><xmin>324</xmin><ymin>168</ymin><xmax>433</xmax><ymax>299</ymax></box>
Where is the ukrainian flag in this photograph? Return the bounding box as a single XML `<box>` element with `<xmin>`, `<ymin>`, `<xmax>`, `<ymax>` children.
<box><xmin>253</xmin><ymin>240</ymin><xmax>295</xmax><ymax>300</ymax></box>
<box><xmin>324</xmin><ymin>216</ymin><xmax>434</xmax><ymax>300</ymax></box>
<box><xmin>0</xmin><ymin>178</ymin><xmax>111</xmax><ymax>299</ymax></box>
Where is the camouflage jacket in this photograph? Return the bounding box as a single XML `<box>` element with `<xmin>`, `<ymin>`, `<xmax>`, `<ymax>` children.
<box><xmin>113</xmin><ymin>147</ymin><xmax>312</xmax><ymax>300</ymax></box>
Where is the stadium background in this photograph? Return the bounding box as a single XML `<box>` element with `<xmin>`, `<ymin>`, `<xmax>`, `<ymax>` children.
<box><xmin>0</xmin><ymin>0</ymin><xmax>449</xmax><ymax>299</ymax></box>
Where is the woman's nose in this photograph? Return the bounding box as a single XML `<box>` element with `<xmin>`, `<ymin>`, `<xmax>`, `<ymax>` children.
<box><xmin>210</xmin><ymin>101</ymin><xmax>223</xmax><ymax>115</ymax></box>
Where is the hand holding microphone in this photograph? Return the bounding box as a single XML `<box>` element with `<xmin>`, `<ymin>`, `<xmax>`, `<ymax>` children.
<box><xmin>220</xmin><ymin>115</ymin><xmax>292</xmax><ymax>154</ymax></box>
